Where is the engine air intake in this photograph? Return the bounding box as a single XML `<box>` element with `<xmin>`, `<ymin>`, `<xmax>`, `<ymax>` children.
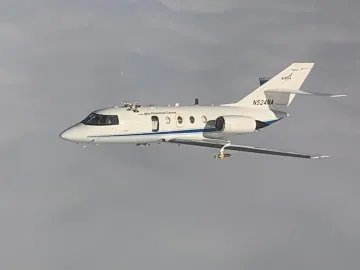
<box><xmin>214</xmin><ymin>115</ymin><xmax>257</xmax><ymax>134</ymax></box>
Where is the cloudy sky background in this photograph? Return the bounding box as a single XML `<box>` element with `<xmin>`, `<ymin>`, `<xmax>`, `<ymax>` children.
<box><xmin>1</xmin><ymin>0</ymin><xmax>360</xmax><ymax>269</ymax></box>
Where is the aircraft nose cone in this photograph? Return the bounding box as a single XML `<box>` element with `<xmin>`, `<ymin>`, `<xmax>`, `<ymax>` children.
<box><xmin>59</xmin><ymin>125</ymin><xmax>91</xmax><ymax>143</ymax></box>
<box><xmin>59</xmin><ymin>129</ymin><xmax>74</xmax><ymax>141</ymax></box>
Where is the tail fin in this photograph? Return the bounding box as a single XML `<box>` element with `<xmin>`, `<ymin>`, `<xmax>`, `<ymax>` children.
<box><xmin>229</xmin><ymin>63</ymin><xmax>315</xmax><ymax>110</ymax></box>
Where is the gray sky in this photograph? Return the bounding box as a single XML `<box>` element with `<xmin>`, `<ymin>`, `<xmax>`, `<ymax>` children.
<box><xmin>1</xmin><ymin>0</ymin><xmax>360</xmax><ymax>269</ymax></box>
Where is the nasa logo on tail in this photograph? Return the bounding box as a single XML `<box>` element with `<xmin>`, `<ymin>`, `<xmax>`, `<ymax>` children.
<box><xmin>281</xmin><ymin>72</ymin><xmax>293</xmax><ymax>81</ymax></box>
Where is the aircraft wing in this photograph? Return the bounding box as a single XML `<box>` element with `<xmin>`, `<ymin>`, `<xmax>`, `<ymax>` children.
<box><xmin>167</xmin><ymin>139</ymin><xmax>329</xmax><ymax>159</ymax></box>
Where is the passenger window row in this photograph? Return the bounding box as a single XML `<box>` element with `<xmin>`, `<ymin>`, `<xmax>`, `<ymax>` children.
<box><xmin>165</xmin><ymin>115</ymin><xmax>207</xmax><ymax>125</ymax></box>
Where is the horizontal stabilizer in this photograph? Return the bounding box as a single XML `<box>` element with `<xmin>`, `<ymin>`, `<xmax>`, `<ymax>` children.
<box><xmin>265</xmin><ymin>89</ymin><xmax>346</xmax><ymax>98</ymax></box>
<box><xmin>168</xmin><ymin>139</ymin><xmax>329</xmax><ymax>159</ymax></box>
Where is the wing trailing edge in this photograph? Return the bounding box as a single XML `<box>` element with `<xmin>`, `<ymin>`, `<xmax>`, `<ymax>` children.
<box><xmin>168</xmin><ymin>139</ymin><xmax>329</xmax><ymax>159</ymax></box>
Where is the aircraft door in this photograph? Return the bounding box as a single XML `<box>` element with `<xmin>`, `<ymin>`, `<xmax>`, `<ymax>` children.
<box><xmin>151</xmin><ymin>116</ymin><xmax>159</xmax><ymax>132</ymax></box>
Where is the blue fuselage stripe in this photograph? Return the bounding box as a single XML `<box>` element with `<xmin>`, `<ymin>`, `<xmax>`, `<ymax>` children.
<box><xmin>88</xmin><ymin>119</ymin><xmax>280</xmax><ymax>138</ymax></box>
<box><xmin>89</xmin><ymin>128</ymin><xmax>217</xmax><ymax>138</ymax></box>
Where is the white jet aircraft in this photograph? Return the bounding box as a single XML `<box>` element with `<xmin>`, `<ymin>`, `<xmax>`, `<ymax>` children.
<box><xmin>59</xmin><ymin>63</ymin><xmax>345</xmax><ymax>159</ymax></box>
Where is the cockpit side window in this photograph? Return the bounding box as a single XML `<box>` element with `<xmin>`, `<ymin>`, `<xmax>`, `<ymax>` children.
<box><xmin>81</xmin><ymin>113</ymin><xmax>119</xmax><ymax>126</ymax></box>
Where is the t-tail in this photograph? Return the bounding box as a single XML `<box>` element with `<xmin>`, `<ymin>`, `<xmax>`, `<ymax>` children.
<box><xmin>223</xmin><ymin>62</ymin><xmax>346</xmax><ymax>111</ymax></box>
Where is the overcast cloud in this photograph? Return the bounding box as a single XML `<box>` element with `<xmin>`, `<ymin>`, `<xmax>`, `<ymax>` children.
<box><xmin>1</xmin><ymin>0</ymin><xmax>360</xmax><ymax>269</ymax></box>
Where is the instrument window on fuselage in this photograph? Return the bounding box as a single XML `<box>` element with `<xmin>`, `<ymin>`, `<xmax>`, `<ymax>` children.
<box><xmin>177</xmin><ymin>116</ymin><xmax>183</xmax><ymax>124</ymax></box>
<box><xmin>189</xmin><ymin>116</ymin><xmax>195</xmax><ymax>123</ymax></box>
<box><xmin>165</xmin><ymin>116</ymin><xmax>170</xmax><ymax>124</ymax></box>
<box><xmin>81</xmin><ymin>113</ymin><xmax>119</xmax><ymax>126</ymax></box>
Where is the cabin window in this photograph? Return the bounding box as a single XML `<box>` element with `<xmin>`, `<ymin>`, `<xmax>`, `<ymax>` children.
<box><xmin>201</xmin><ymin>115</ymin><xmax>207</xmax><ymax>123</ymax></box>
<box><xmin>151</xmin><ymin>116</ymin><xmax>159</xmax><ymax>131</ymax></box>
<box><xmin>189</xmin><ymin>116</ymin><xmax>195</xmax><ymax>124</ymax></box>
<box><xmin>81</xmin><ymin>113</ymin><xmax>119</xmax><ymax>126</ymax></box>
<box><xmin>165</xmin><ymin>116</ymin><xmax>170</xmax><ymax>124</ymax></box>
<box><xmin>177</xmin><ymin>116</ymin><xmax>183</xmax><ymax>125</ymax></box>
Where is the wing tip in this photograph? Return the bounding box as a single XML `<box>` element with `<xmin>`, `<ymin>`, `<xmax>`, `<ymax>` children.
<box><xmin>329</xmin><ymin>94</ymin><xmax>347</xmax><ymax>98</ymax></box>
<box><xmin>310</xmin><ymin>155</ymin><xmax>331</xmax><ymax>159</ymax></box>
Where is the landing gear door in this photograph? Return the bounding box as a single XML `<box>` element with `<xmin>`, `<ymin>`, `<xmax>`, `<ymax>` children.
<box><xmin>151</xmin><ymin>116</ymin><xmax>159</xmax><ymax>132</ymax></box>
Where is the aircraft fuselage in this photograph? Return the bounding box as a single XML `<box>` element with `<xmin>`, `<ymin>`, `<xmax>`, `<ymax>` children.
<box><xmin>59</xmin><ymin>104</ymin><xmax>286</xmax><ymax>144</ymax></box>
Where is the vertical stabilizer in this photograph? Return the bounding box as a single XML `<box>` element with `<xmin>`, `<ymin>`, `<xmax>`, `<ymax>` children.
<box><xmin>229</xmin><ymin>63</ymin><xmax>314</xmax><ymax>110</ymax></box>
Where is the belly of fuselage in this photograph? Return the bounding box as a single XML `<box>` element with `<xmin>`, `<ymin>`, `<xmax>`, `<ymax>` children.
<box><xmin>92</xmin><ymin>130</ymin><xmax>222</xmax><ymax>143</ymax></box>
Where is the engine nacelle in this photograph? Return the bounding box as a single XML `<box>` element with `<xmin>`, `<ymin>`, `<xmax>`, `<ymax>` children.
<box><xmin>215</xmin><ymin>115</ymin><xmax>257</xmax><ymax>134</ymax></box>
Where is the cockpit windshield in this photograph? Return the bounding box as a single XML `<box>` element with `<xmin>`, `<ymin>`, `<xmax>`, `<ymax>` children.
<box><xmin>81</xmin><ymin>113</ymin><xmax>119</xmax><ymax>126</ymax></box>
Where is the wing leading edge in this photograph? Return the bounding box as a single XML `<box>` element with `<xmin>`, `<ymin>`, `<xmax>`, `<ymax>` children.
<box><xmin>168</xmin><ymin>139</ymin><xmax>329</xmax><ymax>159</ymax></box>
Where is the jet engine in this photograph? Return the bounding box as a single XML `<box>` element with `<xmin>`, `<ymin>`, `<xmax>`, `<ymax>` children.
<box><xmin>214</xmin><ymin>115</ymin><xmax>257</xmax><ymax>134</ymax></box>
